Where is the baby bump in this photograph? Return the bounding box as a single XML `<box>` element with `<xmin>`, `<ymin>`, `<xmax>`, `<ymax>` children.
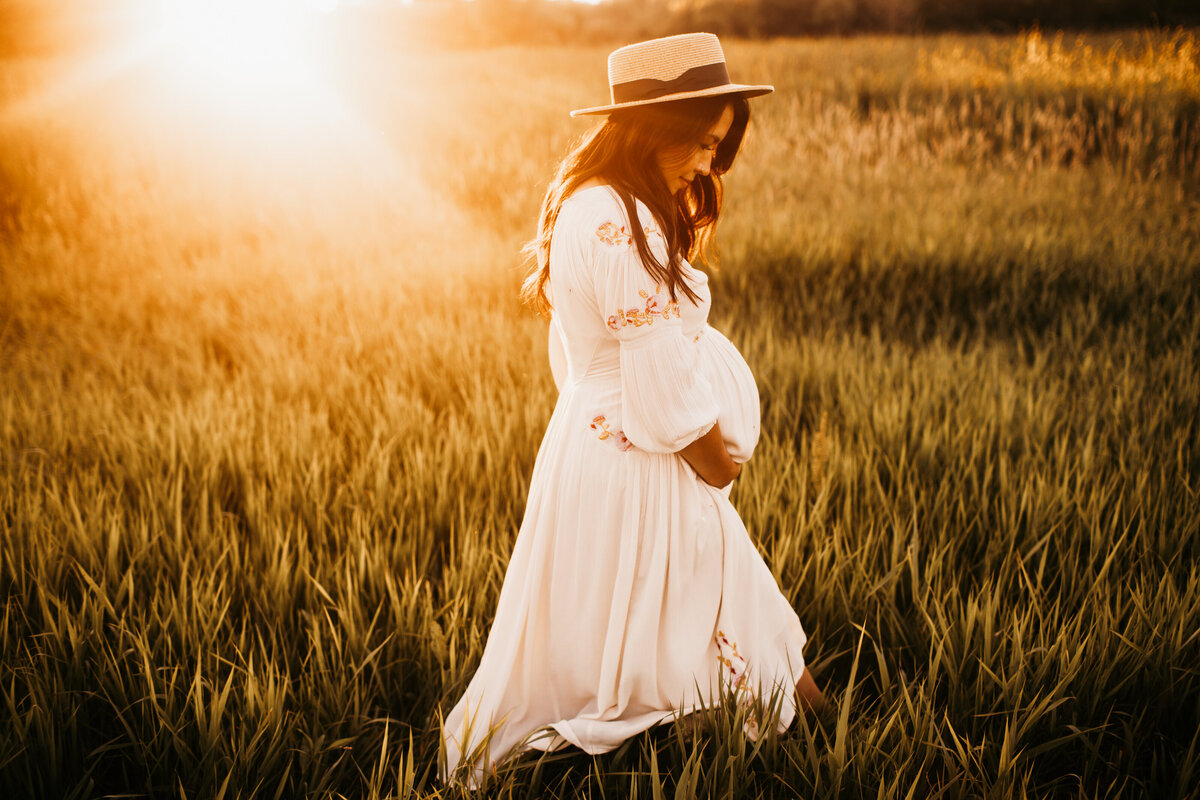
<box><xmin>696</xmin><ymin>326</ymin><xmax>760</xmax><ymax>463</ymax></box>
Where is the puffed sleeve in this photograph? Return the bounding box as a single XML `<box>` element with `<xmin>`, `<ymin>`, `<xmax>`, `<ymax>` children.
<box><xmin>589</xmin><ymin>220</ymin><xmax>720</xmax><ymax>454</ymax></box>
<box><xmin>548</xmin><ymin>315</ymin><xmax>567</xmax><ymax>391</ymax></box>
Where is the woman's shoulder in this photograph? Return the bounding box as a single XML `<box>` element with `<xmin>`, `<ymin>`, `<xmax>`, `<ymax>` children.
<box><xmin>558</xmin><ymin>185</ymin><xmax>653</xmax><ymax>246</ymax></box>
<box><xmin>561</xmin><ymin>184</ymin><xmax>623</xmax><ymax>220</ymax></box>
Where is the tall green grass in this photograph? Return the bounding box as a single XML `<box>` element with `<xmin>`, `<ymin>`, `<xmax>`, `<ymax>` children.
<box><xmin>2</xmin><ymin>29</ymin><xmax>1198</xmax><ymax>799</ymax></box>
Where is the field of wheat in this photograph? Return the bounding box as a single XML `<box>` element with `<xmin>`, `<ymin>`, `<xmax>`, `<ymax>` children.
<box><xmin>2</xmin><ymin>25</ymin><xmax>1199</xmax><ymax>799</ymax></box>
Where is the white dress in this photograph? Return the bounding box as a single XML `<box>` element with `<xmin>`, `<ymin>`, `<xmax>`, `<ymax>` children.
<box><xmin>441</xmin><ymin>185</ymin><xmax>808</xmax><ymax>784</ymax></box>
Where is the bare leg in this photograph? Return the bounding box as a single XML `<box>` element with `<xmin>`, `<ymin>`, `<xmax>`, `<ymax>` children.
<box><xmin>795</xmin><ymin>667</ymin><xmax>830</xmax><ymax>720</ymax></box>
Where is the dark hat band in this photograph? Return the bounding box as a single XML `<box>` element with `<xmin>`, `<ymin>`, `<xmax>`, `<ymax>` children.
<box><xmin>609</xmin><ymin>62</ymin><xmax>732</xmax><ymax>105</ymax></box>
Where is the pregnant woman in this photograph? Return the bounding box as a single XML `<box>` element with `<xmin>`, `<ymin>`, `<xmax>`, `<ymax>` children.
<box><xmin>441</xmin><ymin>32</ymin><xmax>824</xmax><ymax>784</ymax></box>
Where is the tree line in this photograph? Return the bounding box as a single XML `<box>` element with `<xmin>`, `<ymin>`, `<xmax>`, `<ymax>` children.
<box><xmin>1</xmin><ymin>0</ymin><xmax>1196</xmax><ymax>57</ymax></box>
<box><xmin>386</xmin><ymin>0</ymin><xmax>1199</xmax><ymax>47</ymax></box>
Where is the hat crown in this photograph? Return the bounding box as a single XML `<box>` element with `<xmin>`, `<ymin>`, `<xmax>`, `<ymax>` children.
<box><xmin>607</xmin><ymin>32</ymin><xmax>726</xmax><ymax>86</ymax></box>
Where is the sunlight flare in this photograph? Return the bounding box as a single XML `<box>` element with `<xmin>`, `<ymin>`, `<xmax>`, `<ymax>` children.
<box><xmin>154</xmin><ymin>0</ymin><xmax>318</xmax><ymax>93</ymax></box>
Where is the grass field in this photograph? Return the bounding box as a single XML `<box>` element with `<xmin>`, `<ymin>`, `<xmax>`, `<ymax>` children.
<box><xmin>2</xmin><ymin>25</ymin><xmax>1199</xmax><ymax>799</ymax></box>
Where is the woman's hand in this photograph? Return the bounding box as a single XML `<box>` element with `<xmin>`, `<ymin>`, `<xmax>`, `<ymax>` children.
<box><xmin>679</xmin><ymin>423</ymin><xmax>741</xmax><ymax>488</ymax></box>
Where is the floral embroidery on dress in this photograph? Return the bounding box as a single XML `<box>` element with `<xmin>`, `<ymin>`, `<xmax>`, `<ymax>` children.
<box><xmin>716</xmin><ymin>630</ymin><xmax>760</xmax><ymax>738</ymax></box>
<box><xmin>595</xmin><ymin>220</ymin><xmax>661</xmax><ymax>248</ymax></box>
<box><xmin>606</xmin><ymin>286</ymin><xmax>680</xmax><ymax>332</ymax></box>
<box><xmin>590</xmin><ymin>415</ymin><xmax>633</xmax><ymax>451</ymax></box>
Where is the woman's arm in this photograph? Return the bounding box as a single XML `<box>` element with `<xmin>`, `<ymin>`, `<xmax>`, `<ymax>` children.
<box><xmin>679</xmin><ymin>423</ymin><xmax>740</xmax><ymax>489</ymax></box>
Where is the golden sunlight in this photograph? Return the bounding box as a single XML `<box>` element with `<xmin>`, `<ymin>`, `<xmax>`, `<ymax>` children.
<box><xmin>152</xmin><ymin>0</ymin><xmax>324</xmax><ymax>93</ymax></box>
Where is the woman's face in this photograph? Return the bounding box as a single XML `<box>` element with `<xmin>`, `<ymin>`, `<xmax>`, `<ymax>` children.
<box><xmin>656</xmin><ymin>102</ymin><xmax>736</xmax><ymax>195</ymax></box>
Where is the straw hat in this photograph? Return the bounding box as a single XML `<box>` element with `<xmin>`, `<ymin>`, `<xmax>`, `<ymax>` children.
<box><xmin>570</xmin><ymin>32</ymin><xmax>773</xmax><ymax>117</ymax></box>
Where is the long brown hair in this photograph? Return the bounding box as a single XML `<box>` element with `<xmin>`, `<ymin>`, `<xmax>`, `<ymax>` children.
<box><xmin>521</xmin><ymin>94</ymin><xmax>751</xmax><ymax>316</ymax></box>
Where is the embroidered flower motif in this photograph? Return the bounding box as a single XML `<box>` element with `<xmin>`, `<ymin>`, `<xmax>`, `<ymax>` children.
<box><xmin>716</xmin><ymin>631</ymin><xmax>749</xmax><ymax>692</ymax></box>
<box><xmin>716</xmin><ymin>630</ymin><xmax>760</xmax><ymax>738</ymax></box>
<box><xmin>590</xmin><ymin>415</ymin><xmax>634</xmax><ymax>451</ymax></box>
<box><xmin>606</xmin><ymin>286</ymin><xmax>680</xmax><ymax>332</ymax></box>
<box><xmin>595</xmin><ymin>220</ymin><xmax>661</xmax><ymax>248</ymax></box>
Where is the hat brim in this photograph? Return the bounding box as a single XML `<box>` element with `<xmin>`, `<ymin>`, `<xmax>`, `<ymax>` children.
<box><xmin>569</xmin><ymin>84</ymin><xmax>774</xmax><ymax>117</ymax></box>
